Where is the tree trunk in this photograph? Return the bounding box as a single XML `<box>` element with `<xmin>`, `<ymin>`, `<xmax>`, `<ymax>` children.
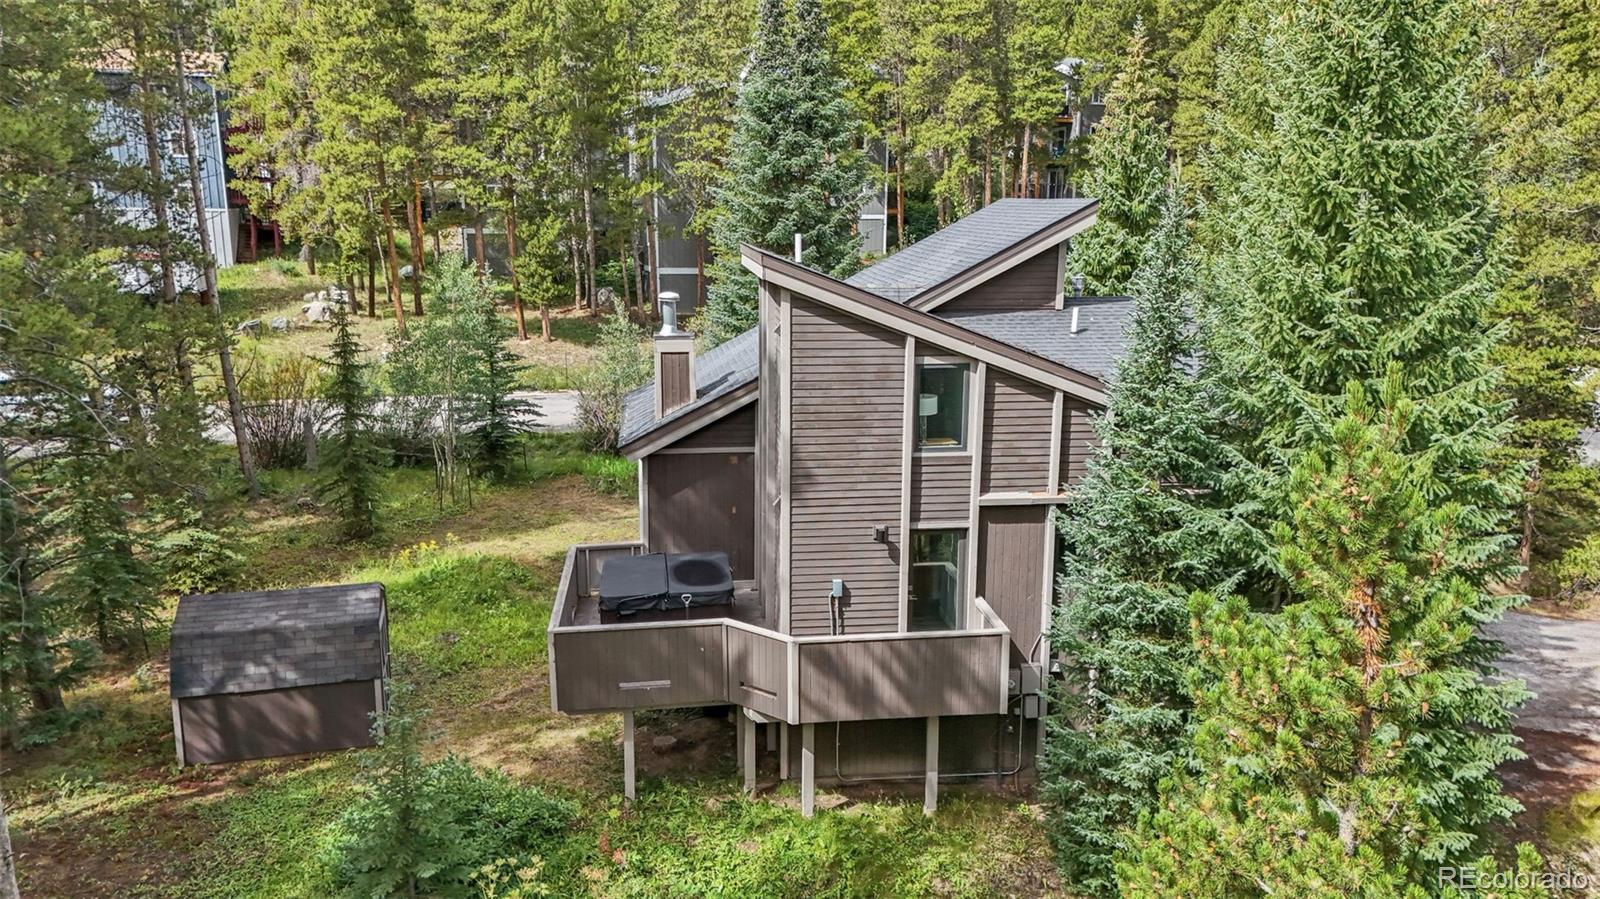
<box><xmin>644</xmin><ymin>209</ymin><xmax>661</xmax><ymax>310</ymax></box>
<box><xmin>504</xmin><ymin>197</ymin><xmax>528</xmax><ymax>342</ymax></box>
<box><xmin>366</xmin><ymin>242</ymin><xmax>377</xmax><ymax>317</ymax></box>
<box><xmin>407</xmin><ymin>176</ymin><xmax>425</xmax><ymax>316</ymax></box>
<box><xmin>474</xmin><ymin>212</ymin><xmax>487</xmax><ymax>279</ymax></box>
<box><xmin>0</xmin><ymin>789</ymin><xmax>18</xmax><ymax>899</ymax></box>
<box><xmin>569</xmin><ymin>219</ymin><xmax>583</xmax><ymax>312</ymax></box>
<box><xmin>347</xmin><ymin>274</ymin><xmax>358</xmax><ymax>315</ymax></box>
<box><xmin>427</xmin><ymin>179</ymin><xmax>442</xmax><ymax>263</ymax></box>
<box><xmin>582</xmin><ymin>185</ymin><xmax>598</xmax><ymax>313</ymax></box>
<box><xmin>174</xmin><ymin>39</ymin><xmax>261</xmax><ymax>501</ymax></box>
<box><xmin>375</xmin><ymin>162</ymin><xmax>408</xmax><ymax>335</ymax></box>
<box><xmin>540</xmin><ymin>305</ymin><xmax>551</xmax><ymax>341</ymax></box>
<box><xmin>1019</xmin><ymin>123</ymin><xmax>1032</xmax><ymax>199</ymax></box>
<box><xmin>131</xmin><ymin>21</ymin><xmax>191</xmax><ymax>392</ymax></box>
<box><xmin>618</xmin><ymin>232</ymin><xmax>632</xmax><ymax>310</ymax></box>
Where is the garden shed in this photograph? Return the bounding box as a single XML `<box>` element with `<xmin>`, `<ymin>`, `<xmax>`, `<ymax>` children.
<box><xmin>169</xmin><ymin>583</ymin><xmax>389</xmax><ymax>765</ymax></box>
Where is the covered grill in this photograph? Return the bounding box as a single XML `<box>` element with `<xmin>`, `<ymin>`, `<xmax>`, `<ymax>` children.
<box><xmin>599</xmin><ymin>551</ymin><xmax>734</xmax><ymax>614</ymax></box>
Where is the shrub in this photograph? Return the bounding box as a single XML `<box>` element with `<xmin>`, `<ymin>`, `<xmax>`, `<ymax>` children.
<box><xmin>323</xmin><ymin>686</ymin><xmax>574</xmax><ymax>899</ymax></box>
<box><xmin>580</xmin><ymin>455</ymin><xmax>637</xmax><ymax>496</ymax></box>
<box><xmin>239</xmin><ymin>351</ymin><xmax>327</xmax><ymax>469</ymax></box>
<box><xmin>575</xmin><ymin>302</ymin><xmax>650</xmax><ymax>452</ymax></box>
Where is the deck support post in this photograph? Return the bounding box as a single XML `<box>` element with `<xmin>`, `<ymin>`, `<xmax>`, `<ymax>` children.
<box><xmin>741</xmin><ymin>712</ymin><xmax>756</xmax><ymax>795</ymax></box>
<box><xmin>801</xmin><ymin>723</ymin><xmax>816</xmax><ymax>817</ymax></box>
<box><xmin>622</xmin><ymin>709</ymin><xmax>636</xmax><ymax>802</ymax></box>
<box><xmin>779</xmin><ymin>723</ymin><xmax>790</xmax><ymax>781</ymax></box>
<box><xmin>924</xmin><ymin>715</ymin><xmax>939</xmax><ymax>816</ymax></box>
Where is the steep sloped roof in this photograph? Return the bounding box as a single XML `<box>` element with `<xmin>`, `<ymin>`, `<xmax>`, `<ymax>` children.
<box><xmin>938</xmin><ymin>299</ymin><xmax>1135</xmax><ymax>382</ymax></box>
<box><xmin>844</xmin><ymin>198</ymin><xmax>1096</xmax><ymax>302</ymax></box>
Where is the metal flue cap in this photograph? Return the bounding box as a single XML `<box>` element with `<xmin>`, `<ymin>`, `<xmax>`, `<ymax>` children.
<box><xmin>658</xmin><ymin>291</ymin><xmax>682</xmax><ymax>336</ymax></box>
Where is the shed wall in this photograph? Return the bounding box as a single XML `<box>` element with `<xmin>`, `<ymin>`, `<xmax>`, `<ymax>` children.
<box><xmin>179</xmin><ymin>679</ymin><xmax>377</xmax><ymax>765</ymax></box>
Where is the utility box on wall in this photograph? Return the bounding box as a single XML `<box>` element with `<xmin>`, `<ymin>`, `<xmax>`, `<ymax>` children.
<box><xmin>169</xmin><ymin>583</ymin><xmax>389</xmax><ymax>766</ymax></box>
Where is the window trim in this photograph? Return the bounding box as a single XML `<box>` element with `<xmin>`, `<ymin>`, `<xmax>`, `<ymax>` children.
<box><xmin>914</xmin><ymin>358</ymin><xmax>970</xmax><ymax>454</ymax></box>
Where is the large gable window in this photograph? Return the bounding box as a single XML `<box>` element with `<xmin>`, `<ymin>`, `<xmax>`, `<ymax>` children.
<box><xmin>916</xmin><ymin>360</ymin><xmax>968</xmax><ymax>451</ymax></box>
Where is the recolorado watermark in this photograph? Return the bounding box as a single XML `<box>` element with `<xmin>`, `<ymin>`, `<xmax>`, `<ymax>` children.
<box><xmin>1438</xmin><ymin>864</ymin><xmax>1591</xmax><ymax>892</ymax></box>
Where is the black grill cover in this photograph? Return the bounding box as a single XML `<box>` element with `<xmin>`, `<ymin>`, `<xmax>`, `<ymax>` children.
<box><xmin>598</xmin><ymin>554</ymin><xmax>668</xmax><ymax>613</ymax></box>
<box><xmin>598</xmin><ymin>552</ymin><xmax>735</xmax><ymax>614</ymax></box>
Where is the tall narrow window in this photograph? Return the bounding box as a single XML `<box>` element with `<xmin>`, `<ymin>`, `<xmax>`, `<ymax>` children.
<box><xmin>916</xmin><ymin>361</ymin><xmax>968</xmax><ymax>450</ymax></box>
<box><xmin>909</xmin><ymin>529</ymin><xmax>965</xmax><ymax>631</ymax></box>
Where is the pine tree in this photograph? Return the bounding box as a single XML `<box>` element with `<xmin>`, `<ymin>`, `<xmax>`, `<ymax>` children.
<box><xmin>460</xmin><ymin>260</ymin><xmax>535</xmax><ymax>480</ymax></box>
<box><xmin>1199</xmin><ymin>0</ymin><xmax>1523</xmax><ymax>865</ymax></box>
<box><xmin>1120</xmin><ymin>380</ymin><xmax>1528</xmax><ymax>895</ymax></box>
<box><xmin>1063</xmin><ymin>25</ymin><xmax>1169</xmax><ymax>295</ymax></box>
<box><xmin>319</xmin><ymin>305</ymin><xmax>383</xmax><ymax>540</ymax></box>
<box><xmin>1484</xmin><ymin>0</ymin><xmax>1600</xmax><ymax>598</ymax></box>
<box><xmin>701</xmin><ymin>0</ymin><xmax>870</xmax><ymax>345</ymax></box>
<box><xmin>1041</xmin><ymin>184</ymin><xmax>1238</xmax><ymax>894</ymax></box>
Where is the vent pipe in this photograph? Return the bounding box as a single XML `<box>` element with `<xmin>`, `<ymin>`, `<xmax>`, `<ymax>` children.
<box><xmin>658</xmin><ymin>291</ymin><xmax>682</xmax><ymax>336</ymax></box>
<box><xmin>1070</xmin><ymin>305</ymin><xmax>1080</xmax><ymax>334</ymax></box>
<box><xmin>1071</xmin><ymin>274</ymin><xmax>1085</xmax><ymax>298</ymax></box>
<box><xmin>794</xmin><ymin>233</ymin><xmax>803</xmax><ymax>264</ymax></box>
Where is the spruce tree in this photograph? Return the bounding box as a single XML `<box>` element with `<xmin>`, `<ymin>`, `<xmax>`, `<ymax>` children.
<box><xmin>701</xmin><ymin>0</ymin><xmax>870</xmax><ymax>345</ymax></box>
<box><xmin>1064</xmin><ymin>25</ymin><xmax>1169</xmax><ymax>295</ymax></box>
<box><xmin>1484</xmin><ymin>0</ymin><xmax>1600</xmax><ymax>597</ymax></box>
<box><xmin>320</xmin><ymin>305</ymin><xmax>383</xmax><ymax>540</ymax></box>
<box><xmin>1120</xmin><ymin>381</ymin><xmax>1526</xmax><ymax>895</ymax></box>
<box><xmin>1197</xmin><ymin>0</ymin><xmax>1523</xmax><ymax>866</ymax></box>
<box><xmin>1041</xmin><ymin>184</ymin><xmax>1237</xmax><ymax>894</ymax></box>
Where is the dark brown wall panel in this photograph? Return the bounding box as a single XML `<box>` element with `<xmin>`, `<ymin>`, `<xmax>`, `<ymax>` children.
<box><xmin>726</xmin><ymin>627</ymin><xmax>788</xmax><ymax>719</ymax></box>
<box><xmin>910</xmin><ymin>453</ymin><xmax>971</xmax><ymax>523</ymax></box>
<box><xmin>667</xmin><ymin>403</ymin><xmax>757</xmax><ymax>450</ymax></box>
<box><xmin>977</xmin><ymin>505</ymin><xmax>1049</xmax><ymax>663</ymax></box>
<box><xmin>179</xmin><ymin>679</ymin><xmax>377</xmax><ymax>765</ymax></box>
<box><xmin>553</xmin><ymin>624</ymin><xmax>726</xmax><ymax>712</ymax></box>
<box><xmin>646</xmin><ymin>452</ymin><xmax>755</xmax><ymax>578</ymax></box>
<box><xmin>797</xmin><ymin>634</ymin><xmax>1001</xmax><ymax>722</ymax></box>
<box><xmin>789</xmin><ymin>297</ymin><xmax>905</xmax><ymax>636</ymax></box>
<box><xmin>659</xmin><ymin>352</ymin><xmax>693</xmax><ymax>412</ymax></box>
<box><xmin>938</xmin><ymin>248</ymin><xmax>1060</xmax><ymax>314</ymax></box>
<box><xmin>1059</xmin><ymin>398</ymin><xmax>1101</xmax><ymax>488</ymax></box>
<box><xmin>982</xmin><ymin>372</ymin><xmax>1055</xmax><ymax>493</ymax></box>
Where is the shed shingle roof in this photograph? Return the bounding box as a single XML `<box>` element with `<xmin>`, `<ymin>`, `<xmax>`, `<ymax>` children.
<box><xmin>938</xmin><ymin>299</ymin><xmax>1135</xmax><ymax>382</ymax></box>
<box><xmin>169</xmin><ymin>583</ymin><xmax>387</xmax><ymax>699</ymax></box>
<box><xmin>844</xmin><ymin>198</ymin><xmax>1096</xmax><ymax>302</ymax></box>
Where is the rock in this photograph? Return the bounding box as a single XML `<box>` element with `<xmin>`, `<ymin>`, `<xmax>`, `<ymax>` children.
<box><xmin>235</xmin><ymin>319</ymin><xmax>262</xmax><ymax>336</ymax></box>
<box><xmin>269</xmin><ymin>316</ymin><xmax>290</xmax><ymax>332</ymax></box>
<box><xmin>650</xmin><ymin>735</ymin><xmax>678</xmax><ymax>752</ymax></box>
<box><xmin>399</xmin><ymin>264</ymin><xmax>415</xmax><ymax>280</ymax></box>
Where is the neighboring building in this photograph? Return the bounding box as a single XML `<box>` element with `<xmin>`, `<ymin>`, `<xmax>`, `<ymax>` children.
<box><xmin>93</xmin><ymin>52</ymin><xmax>240</xmax><ymax>290</ymax></box>
<box><xmin>548</xmin><ymin>198</ymin><xmax>1135</xmax><ymax>815</ymax></box>
<box><xmin>1041</xmin><ymin>58</ymin><xmax>1108</xmax><ymax>200</ymax></box>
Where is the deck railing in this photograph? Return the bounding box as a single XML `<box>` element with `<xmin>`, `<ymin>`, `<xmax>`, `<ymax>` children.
<box><xmin>548</xmin><ymin>542</ymin><xmax>1011</xmax><ymax>724</ymax></box>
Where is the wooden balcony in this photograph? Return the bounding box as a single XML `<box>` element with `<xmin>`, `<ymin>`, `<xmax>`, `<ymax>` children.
<box><xmin>547</xmin><ymin>542</ymin><xmax>1011</xmax><ymax>724</ymax></box>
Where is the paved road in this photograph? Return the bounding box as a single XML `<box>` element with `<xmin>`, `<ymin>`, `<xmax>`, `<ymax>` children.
<box><xmin>1489</xmin><ymin>610</ymin><xmax>1600</xmax><ymax>738</ymax></box>
<box><xmin>206</xmin><ymin>389</ymin><xmax>579</xmax><ymax>444</ymax></box>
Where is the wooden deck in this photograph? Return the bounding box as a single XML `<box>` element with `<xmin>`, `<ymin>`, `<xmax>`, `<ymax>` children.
<box><xmin>569</xmin><ymin>582</ymin><xmax>769</xmax><ymax>628</ymax></box>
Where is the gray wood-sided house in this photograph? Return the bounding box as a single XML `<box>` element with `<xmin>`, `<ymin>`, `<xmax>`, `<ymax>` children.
<box><xmin>547</xmin><ymin>198</ymin><xmax>1135</xmax><ymax>815</ymax></box>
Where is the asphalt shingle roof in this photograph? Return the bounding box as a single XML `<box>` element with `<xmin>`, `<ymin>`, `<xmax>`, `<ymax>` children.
<box><xmin>619</xmin><ymin>325</ymin><xmax>759</xmax><ymax>449</ymax></box>
<box><xmin>169</xmin><ymin>583</ymin><xmax>387</xmax><ymax>699</ymax></box>
<box><xmin>938</xmin><ymin>298</ymin><xmax>1135</xmax><ymax>382</ymax></box>
<box><xmin>844</xmin><ymin>198</ymin><xmax>1097</xmax><ymax>302</ymax></box>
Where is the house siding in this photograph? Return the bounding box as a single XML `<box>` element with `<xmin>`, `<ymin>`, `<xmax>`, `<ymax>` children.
<box><xmin>937</xmin><ymin>247</ymin><xmax>1059</xmax><ymax>314</ymax></box>
<box><xmin>658</xmin><ymin>352</ymin><xmax>693</xmax><ymax>413</ymax></box>
<box><xmin>667</xmin><ymin>403</ymin><xmax>756</xmax><ymax>449</ymax></box>
<box><xmin>783</xmin><ymin>714</ymin><xmax>1038</xmax><ymax>781</ymax></box>
<box><xmin>788</xmin><ymin>296</ymin><xmax>905</xmax><ymax>636</ymax></box>
<box><xmin>645</xmin><ymin>452</ymin><xmax>755</xmax><ymax>578</ymax></box>
<box><xmin>977</xmin><ymin>505</ymin><xmax>1050</xmax><ymax>663</ymax></box>
<box><xmin>911</xmin><ymin>453</ymin><xmax>971</xmax><ymax>524</ymax></box>
<box><xmin>1059</xmin><ymin>398</ymin><xmax>1100</xmax><ymax>488</ymax></box>
<box><xmin>981</xmin><ymin>372</ymin><xmax>1055</xmax><ymax>493</ymax></box>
